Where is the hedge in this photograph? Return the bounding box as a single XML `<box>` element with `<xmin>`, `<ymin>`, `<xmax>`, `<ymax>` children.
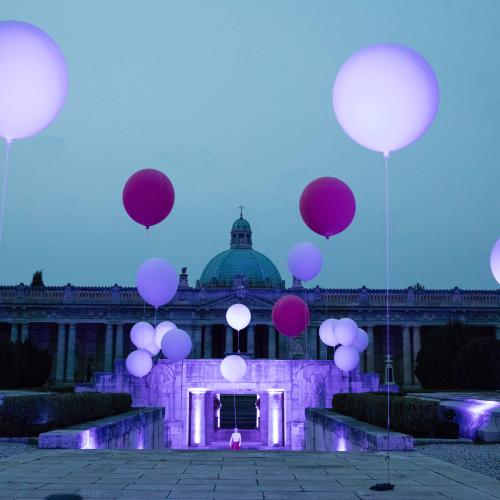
<box><xmin>332</xmin><ymin>393</ymin><xmax>457</xmax><ymax>438</ymax></box>
<box><xmin>0</xmin><ymin>392</ymin><xmax>132</xmax><ymax>437</ymax></box>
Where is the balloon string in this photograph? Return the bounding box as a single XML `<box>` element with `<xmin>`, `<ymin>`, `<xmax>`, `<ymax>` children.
<box><xmin>237</xmin><ymin>329</ymin><xmax>240</xmax><ymax>354</ymax></box>
<box><xmin>233</xmin><ymin>394</ymin><xmax>237</xmax><ymax>429</ymax></box>
<box><xmin>154</xmin><ymin>307</ymin><xmax>157</xmax><ymax>327</ymax></box>
<box><xmin>0</xmin><ymin>140</ymin><xmax>12</xmax><ymax>246</ymax></box>
<box><xmin>384</xmin><ymin>154</ymin><xmax>391</xmax><ymax>485</ymax></box>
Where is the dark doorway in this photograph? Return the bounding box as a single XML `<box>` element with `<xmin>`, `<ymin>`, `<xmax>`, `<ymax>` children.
<box><xmin>220</xmin><ymin>394</ymin><xmax>258</xmax><ymax>429</ymax></box>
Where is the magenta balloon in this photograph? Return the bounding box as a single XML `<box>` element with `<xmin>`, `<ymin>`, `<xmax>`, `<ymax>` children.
<box><xmin>136</xmin><ymin>258</ymin><xmax>179</xmax><ymax>308</ymax></box>
<box><xmin>333</xmin><ymin>43</ymin><xmax>439</xmax><ymax>156</ymax></box>
<box><xmin>0</xmin><ymin>21</ymin><xmax>68</xmax><ymax>142</ymax></box>
<box><xmin>287</xmin><ymin>242</ymin><xmax>323</xmax><ymax>281</ymax></box>
<box><xmin>123</xmin><ymin>169</ymin><xmax>175</xmax><ymax>229</ymax></box>
<box><xmin>272</xmin><ymin>295</ymin><xmax>310</xmax><ymax>338</ymax></box>
<box><xmin>300</xmin><ymin>177</ymin><xmax>356</xmax><ymax>238</ymax></box>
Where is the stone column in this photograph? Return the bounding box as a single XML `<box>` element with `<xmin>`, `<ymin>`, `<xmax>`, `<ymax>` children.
<box><xmin>267</xmin><ymin>390</ymin><xmax>284</xmax><ymax>447</ymax></box>
<box><xmin>366</xmin><ymin>326</ymin><xmax>375</xmax><ymax>373</ymax></box>
<box><xmin>9</xmin><ymin>323</ymin><xmax>17</xmax><ymax>343</ymax></box>
<box><xmin>115</xmin><ymin>324</ymin><xmax>124</xmax><ymax>361</ymax></box>
<box><xmin>192</xmin><ymin>324</ymin><xmax>202</xmax><ymax>358</ymax></box>
<box><xmin>204</xmin><ymin>325</ymin><xmax>212</xmax><ymax>358</ymax></box>
<box><xmin>496</xmin><ymin>325</ymin><xmax>500</xmax><ymax>341</ymax></box>
<box><xmin>247</xmin><ymin>325</ymin><xmax>255</xmax><ymax>356</ymax></box>
<box><xmin>278</xmin><ymin>331</ymin><xmax>287</xmax><ymax>359</ymax></box>
<box><xmin>307</xmin><ymin>326</ymin><xmax>316</xmax><ymax>359</ymax></box>
<box><xmin>225</xmin><ymin>325</ymin><xmax>233</xmax><ymax>354</ymax></box>
<box><xmin>55</xmin><ymin>323</ymin><xmax>66</xmax><ymax>383</ymax></box>
<box><xmin>413</xmin><ymin>325</ymin><xmax>422</xmax><ymax>386</ymax></box>
<box><xmin>65</xmin><ymin>324</ymin><xmax>76</xmax><ymax>383</ymax></box>
<box><xmin>402</xmin><ymin>325</ymin><xmax>412</xmax><ymax>386</ymax></box>
<box><xmin>20</xmin><ymin>323</ymin><xmax>29</xmax><ymax>342</ymax></box>
<box><xmin>190</xmin><ymin>389</ymin><xmax>206</xmax><ymax>447</ymax></box>
<box><xmin>104</xmin><ymin>323</ymin><xmax>114</xmax><ymax>372</ymax></box>
<box><xmin>268</xmin><ymin>326</ymin><xmax>276</xmax><ymax>359</ymax></box>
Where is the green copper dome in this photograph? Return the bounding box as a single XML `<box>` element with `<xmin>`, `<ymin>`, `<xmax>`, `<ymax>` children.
<box><xmin>200</xmin><ymin>213</ymin><xmax>283</xmax><ymax>288</ymax></box>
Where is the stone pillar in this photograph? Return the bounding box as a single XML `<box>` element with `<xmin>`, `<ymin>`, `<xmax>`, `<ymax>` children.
<box><xmin>402</xmin><ymin>325</ymin><xmax>412</xmax><ymax>386</ymax></box>
<box><xmin>204</xmin><ymin>325</ymin><xmax>212</xmax><ymax>358</ymax></box>
<box><xmin>192</xmin><ymin>324</ymin><xmax>202</xmax><ymax>358</ymax></box>
<box><xmin>190</xmin><ymin>389</ymin><xmax>206</xmax><ymax>447</ymax></box>
<box><xmin>55</xmin><ymin>323</ymin><xmax>66</xmax><ymax>383</ymax></box>
<box><xmin>65</xmin><ymin>324</ymin><xmax>76</xmax><ymax>383</ymax></box>
<box><xmin>104</xmin><ymin>323</ymin><xmax>114</xmax><ymax>372</ymax></box>
<box><xmin>413</xmin><ymin>325</ymin><xmax>422</xmax><ymax>386</ymax></box>
<box><xmin>9</xmin><ymin>323</ymin><xmax>17</xmax><ymax>343</ymax></box>
<box><xmin>496</xmin><ymin>325</ymin><xmax>500</xmax><ymax>341</ymax></box>
<box><xmin>115</xmin><ymin>324</ymin><xmax>124</xmax><ymax>361</ymax></box>
<box><xmin>307</xmin><ymin>326</ymin><xmax>316</xmax><ymax>359</ymax></box>
<box><xmin>225</xmin><ymin>325</ymin><xmax>233</xmax><ymax>354</ymax></box>
<box><xmin>366</xmin><ymin>326</ymin><xmax>375</xmax><ymax>373</ymax></box>
<box><xmin>20</xmin><ymin>323</ymin><xmax>29</xmax><ymax>342</ymax></box>
<box><xmin>268</xmin><ymin>326</ymin><xmax>276</xmax><ymax>359</ymax></box>
<box><xmin>278</xmin><ymin>331</ymin><xmax>287</xmax><ymax>359</ymax></box>
<box><xmin>247</xmin><ymin>325</ymin><xmax>255</xmax><ymax>356</ymax></box>
<box><xmin>267</xmin><ymin>390</ymin><xmax>284</xmax><ymax>447</ymax></box>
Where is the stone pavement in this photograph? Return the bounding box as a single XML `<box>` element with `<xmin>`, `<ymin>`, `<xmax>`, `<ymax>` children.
<box><xmin>0</xmin><ymin>449</ymin><xmax>498</xmax><ymax>500</ymax></box>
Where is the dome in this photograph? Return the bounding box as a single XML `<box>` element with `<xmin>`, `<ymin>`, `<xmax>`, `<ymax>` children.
<box><xmin>200</xmin><ymin>212</ymin><xmax>283</xmax><ymax>288</ymax></box>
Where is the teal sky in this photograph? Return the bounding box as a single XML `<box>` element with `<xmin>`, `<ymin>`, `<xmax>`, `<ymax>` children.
<box><xmin>0</xmin><ymin>0</ymin><xmax>499</xmax><ymax>290</ymax></box>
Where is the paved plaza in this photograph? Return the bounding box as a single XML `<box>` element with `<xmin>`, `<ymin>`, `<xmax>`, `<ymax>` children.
<box><xmin>0</xmin><ymin>449</ymin><xmax>498</xmax><ymax>500</ymax></box>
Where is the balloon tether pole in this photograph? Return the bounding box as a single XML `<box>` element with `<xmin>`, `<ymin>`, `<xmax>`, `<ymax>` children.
<box><xmin>0</xmin><ymin>139</ymin><xmax>13</xmax><ymax>246</ymax></box>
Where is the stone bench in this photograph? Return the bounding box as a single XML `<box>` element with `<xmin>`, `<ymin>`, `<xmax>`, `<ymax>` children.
<box><xmin>38</xmin><ymin>407</ymin><xmax>164</xmax><ymax>449</ymax></box>
<box><xmin>305</xmin><ymin>408</ymin><xmax>413</xmax><ymax>452</ymax></box>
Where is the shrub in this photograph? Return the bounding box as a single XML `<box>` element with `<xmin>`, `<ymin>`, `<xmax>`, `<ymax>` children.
<box><xmin>332</xmin><ymin>392</ymin><xmax>457</xmax><ymax>438</ymax></box>
<box><xmin>0</xmin><ymin>392</ymin><xmax>132</xmax><ymax>437</ymax></box>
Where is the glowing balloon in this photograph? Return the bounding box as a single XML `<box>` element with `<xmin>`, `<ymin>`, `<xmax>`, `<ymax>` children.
<box><xmin>333</xmin><ymin>43</ymin><xmax>439</xmax><ymax>157</ymax></box>
<box><xmin>126</xmin><ymin>349</ymin><xmax>153</xmax><ymax>378</ymax></box>
<box><xmin>123</xmin><ymin>169</ymin><xmax>175</xmax><ymax>229</ymax></box>
<box><xmin>130</xmin><ymin>322</ymin><xmax>155</xmax><ymax>349</ymax></box>
<box><xmin>220</xmin><ymin>355</ymin><xmax>247</xmax><ymax>383</ymax></box>
<box><xmin>0</xmin><ymin>21</ymin><xmax>68</xmax><ymax>142</ymax></box>
<box><xmin>334</xmin><ymin>345</ymin><xmax>360</xmax><ymax>372</ymax></box>
<box><xmin>300</xmin><ymin>177</ymin><xmax>356</xmax><ymax>239</ymax></box>
<box><xmin>144</xmin><ymin>341</ymin><xmax>161</xmax><ymax>356</ymax></box>
<box><xmin>136</xmin><ymin>258</ymin><xmax>179</xmax><ymax>307</ymax></box>
<box><xmin>161</xmin><ymin>328</ymin><xmax>192</xmax><ymax>361</ymax></box>
<box><xmin>272</xmin><ymin>295</ymin><xmax>310</xmax><ymax>338</ymax></box>
<box><xmin>490</xmin><ymin>239</ymin><xmax>500</xmax><ymax>284</ymax></box>
<box><xmin>319</xmin><ymin>319</ymin><xmax>338</xmax><ymax>347</ymax></box>
<box><xmin>287</xmin><ymin>242</ymin><xmax>323</xmax><ymax>281</ymax></box>
<box><xmin>226</xmin><ymin>303</ymin><xmax>251</xmax><ymax>331</ymax></box>
<box><xmin>353</xmin><ymin>328</ymin><xmax>369</xmax><ymax>353</ymax></box>
<box><xmin>154</xmin><ymin>321</ymin><xmax>177</xmax><ymax>349</ymax></box>
<box><xmin>335</xmin><ymin>318</ymin><xmax>358</xmax><ymax>346</ymax></box>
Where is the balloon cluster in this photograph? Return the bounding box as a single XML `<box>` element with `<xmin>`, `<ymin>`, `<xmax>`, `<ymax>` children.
<box><xmin>319</xmin><ymin>317</ymin><xmax>369</xmax><ymax>372</ymax></box>
<box><xmin>126</xmin><ymin>320</ymin><xmax>192</xmax><ymax>378</ymax></box>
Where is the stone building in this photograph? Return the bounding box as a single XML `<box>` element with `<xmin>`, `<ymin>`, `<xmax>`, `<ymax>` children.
<box><xmin>1</xmin><ymin>213</ymin><xmax>498</xmax><ymax>388</ymax></box>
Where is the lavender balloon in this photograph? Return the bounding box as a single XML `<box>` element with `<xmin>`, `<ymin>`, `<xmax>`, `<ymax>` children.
<box><xmin>136</xmin><ymin>258</ymin><xmax>179</xmax><ymax>308</ymax></box>
<box><xmin>161</xmin><ymin>328</ymin><xmax>192</xmax><ymax>361</ymax></box>
<box><xmin>353</xmin><ymin>328</ymin><xmax>369</xmax><ymax>353</ymax></box>
<box><xmin>0</xmin><ymin>21</ymin><xmax>68</xmax><ymax>142</ymax></box>
<box><xmin>226</xmin><ymin>303</ymin><xmax>251</xmax><ymax>331</ymax></box>
<box><xmin>335</xmin><ymin>318</ymin><xmax>358</xmax><ymax>346</ymax></box>
<box><xmin>490</xmin><ymin>239</ymin><xmax>500</xmax><ymax>284</ymax></box>
<box><xmin>154</xmin><ymin>320</ymin><xmax>177</xmax><ymax>349</ymax></box>
<box><xmin>333</xmin><ymin>43</ymin><xmax>439</xmax><ymax>156</ymax></box>
<box><xmin>130</xmin><ymin>322</ymin><xmax>155</xmax><ymax>349</ymax></box>
<box><xmin>319</xmin><ymin>318</ymin><xmax>338</xmax><ymax>347</ymax></box>
<box><xmin>334</xmin><ymin>345</ymin><xmax>360</xmax><ymax>372</ymax></box>
<box><xmin>287</xmin><ymin>242</ymin><xmax>323</xmax><ymax>281</ymax></box>
<box><xmin>126</xmin><ymin>349</ymin><xmax>152</xmax><ymax>378</ymax></box>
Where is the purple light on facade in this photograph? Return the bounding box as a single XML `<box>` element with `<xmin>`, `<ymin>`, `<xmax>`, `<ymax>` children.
<box><xmin>80</xmin><ymin>429</ymin><xmax>97</xmax><ymax>449</ymax></box>
<box><xmin>336</xmin><ymin>436</ymin><xmax>347</xmax><ymax>452</ymax></box>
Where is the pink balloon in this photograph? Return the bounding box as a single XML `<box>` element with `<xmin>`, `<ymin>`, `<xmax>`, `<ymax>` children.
<box><xmin>123</xmin><ymin>169</ymin><xmax>175</xmax><ymax>229</ymax></box>
<box><xmin>299</xmin><ymin>177</ymin><xmax>356</xmax><ymax>239</ymax></box>
<box><xmin>272</xmin><ymin>295</ymin><xmax>310</xmax><ymax>338</ymax></box>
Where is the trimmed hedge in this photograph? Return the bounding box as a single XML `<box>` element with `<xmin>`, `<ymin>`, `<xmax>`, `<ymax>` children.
<box><xmin>332</xmin><ymin>393</ymin><xmax>457</xmax><ymax>438</ymax></box>
<box><xmin>0</xmin><ymin>392</ymin><xmax>132</xmax><ymax>437</ymax></box>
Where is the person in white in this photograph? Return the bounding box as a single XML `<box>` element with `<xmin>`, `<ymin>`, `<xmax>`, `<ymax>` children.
<box><xmin>229</xmin><ymin>427</ymin><xmax>241</xmax><ymax>450</ymax></box>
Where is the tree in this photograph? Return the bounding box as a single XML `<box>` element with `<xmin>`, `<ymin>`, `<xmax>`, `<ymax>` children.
<box><xmin>30</xmin><ymin>270</ymin><xmax>44</xmax><ymax>287</ymax></box>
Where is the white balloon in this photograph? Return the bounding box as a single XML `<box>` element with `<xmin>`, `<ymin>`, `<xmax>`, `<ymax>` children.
<box><xmin>335</xmin><ymin>318</ymin><xmax>358</xmax><ymax>346</ymax></box>
<box><xmin>353</xmin><ymin>328</ymin><xmax>369</xmax><ymax>352</ymax></box>
<box><xmin>220</xmin><ymin>355</ymin><xmax>247</xmax><ymax>383</ymax></box>
<box><xmin>154</xmin><ymin>321</ymin><xmax>177</xmax><ymax>349</ymax></box>
<box><xmin>126</xmin><ymin>349</ymin><xmax>153</xmax><ymax>378</ymax></box>
<box><xmin>161</xmin><ymin>328</ymin><xmax>192</xmax><ymax>362</ymax></box>
<box><xmin>319</xmin><ymin>319</ymin><xmax>338</xmax><ymax>346</ymax></box>
<box><xmin>226</xmin><ymin>304</ymin><xmax>251</xmax><ymax>331</ymax></box>
<box><xmin>130</xmin><ymin>322</ymin><xmax>155</xmax><ymax>349</ymax></box>
<box><xmin>334</xmin><ymin>345</ymin><xmax>360</xmax><ymax>372</ymax></box>
<box><xmin>144</xmin><ymin>341</ymin><xmax>161</xmax><ymax>356</ymax></box>
<box><xmin>490</xmin><ymin>238</ymin><xmax>500</xmax><ymax>284</ymax></box>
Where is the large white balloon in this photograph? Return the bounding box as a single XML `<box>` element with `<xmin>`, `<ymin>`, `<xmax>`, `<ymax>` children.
<box><xmin>144</xmin><ymin>341</ymin><xmax>161</xmax><ymax>356</ymax></box>
<box><xmin>490</xmin><ymin>238</ymin><xmax>500</xmax><ymax>284</ymax></box>
<box><xmin>220</xmin><ymin>355</ymin><xmax>247</xmax><ymax>383</ymax></box>
<box><xmin>154</xmin><ymin>321</ymin><xmax>177</xmax><ymax>349</ymax></box>
<box><xmin>353</xmin><ymin>328</ymin><xmax>369</xmax><ymax>353</ymax></box>
<box><xmin>333</xmin><ymin>43</ymin><xmax>439</xmax><ymax>157</ymax></box>
<box><xmin>136</xmin><ymin>258</ymin><xmax>179</xmax><ymax>308</ymax></box>
<box><xmin>287</xmin><ymin>242</ymin><xmax>323</xmax><ymax>281</ymax></box>
<box><xmin>126</xmin><ymin>349</ymin><xmax>153</xmax><ymax>378</ymax></box>
<box><xmin>161</xmin><ymin>328</ymin><xmax>192</xmax><ymax>362</ymax></box>
<box><xmin>226</xmin><ymin>304</ymin><xmax>251</xmax><ymax>331</ymax></box>
<box><xmin>319</xmin><ymin>319</ymin><xmax>338</xmax><ymax>347</ymax></box>
<box><xmin>130</xmin><ymin>322</ymin><xmax>155</xmax><ymax>349</ymax></box>
<box><xmin>334</xmin><ymin>345</ymin><xmax>360</xmax><ymax>372</ymax></box>
<box><xmin>334</xmin><ymin>318</ymin><xmax>359</xmax><ymax>346</ymax></box>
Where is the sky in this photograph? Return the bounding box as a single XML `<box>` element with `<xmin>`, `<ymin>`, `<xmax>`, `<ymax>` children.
<box><xmin>0</xmin><ymin>0</ymin><xmax>498</xmax><ymax>290</ymax></box>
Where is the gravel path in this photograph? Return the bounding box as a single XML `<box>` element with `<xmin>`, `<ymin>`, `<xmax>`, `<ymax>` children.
<box><xmin>0</xmin><ymin>442</ymin><xmax>37</xmax><ymax>459</ymax></box>
<box><xmin>416</xmin><ymin>443</ymin><xmax>500</xmax><ymax>480</ymax></box>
